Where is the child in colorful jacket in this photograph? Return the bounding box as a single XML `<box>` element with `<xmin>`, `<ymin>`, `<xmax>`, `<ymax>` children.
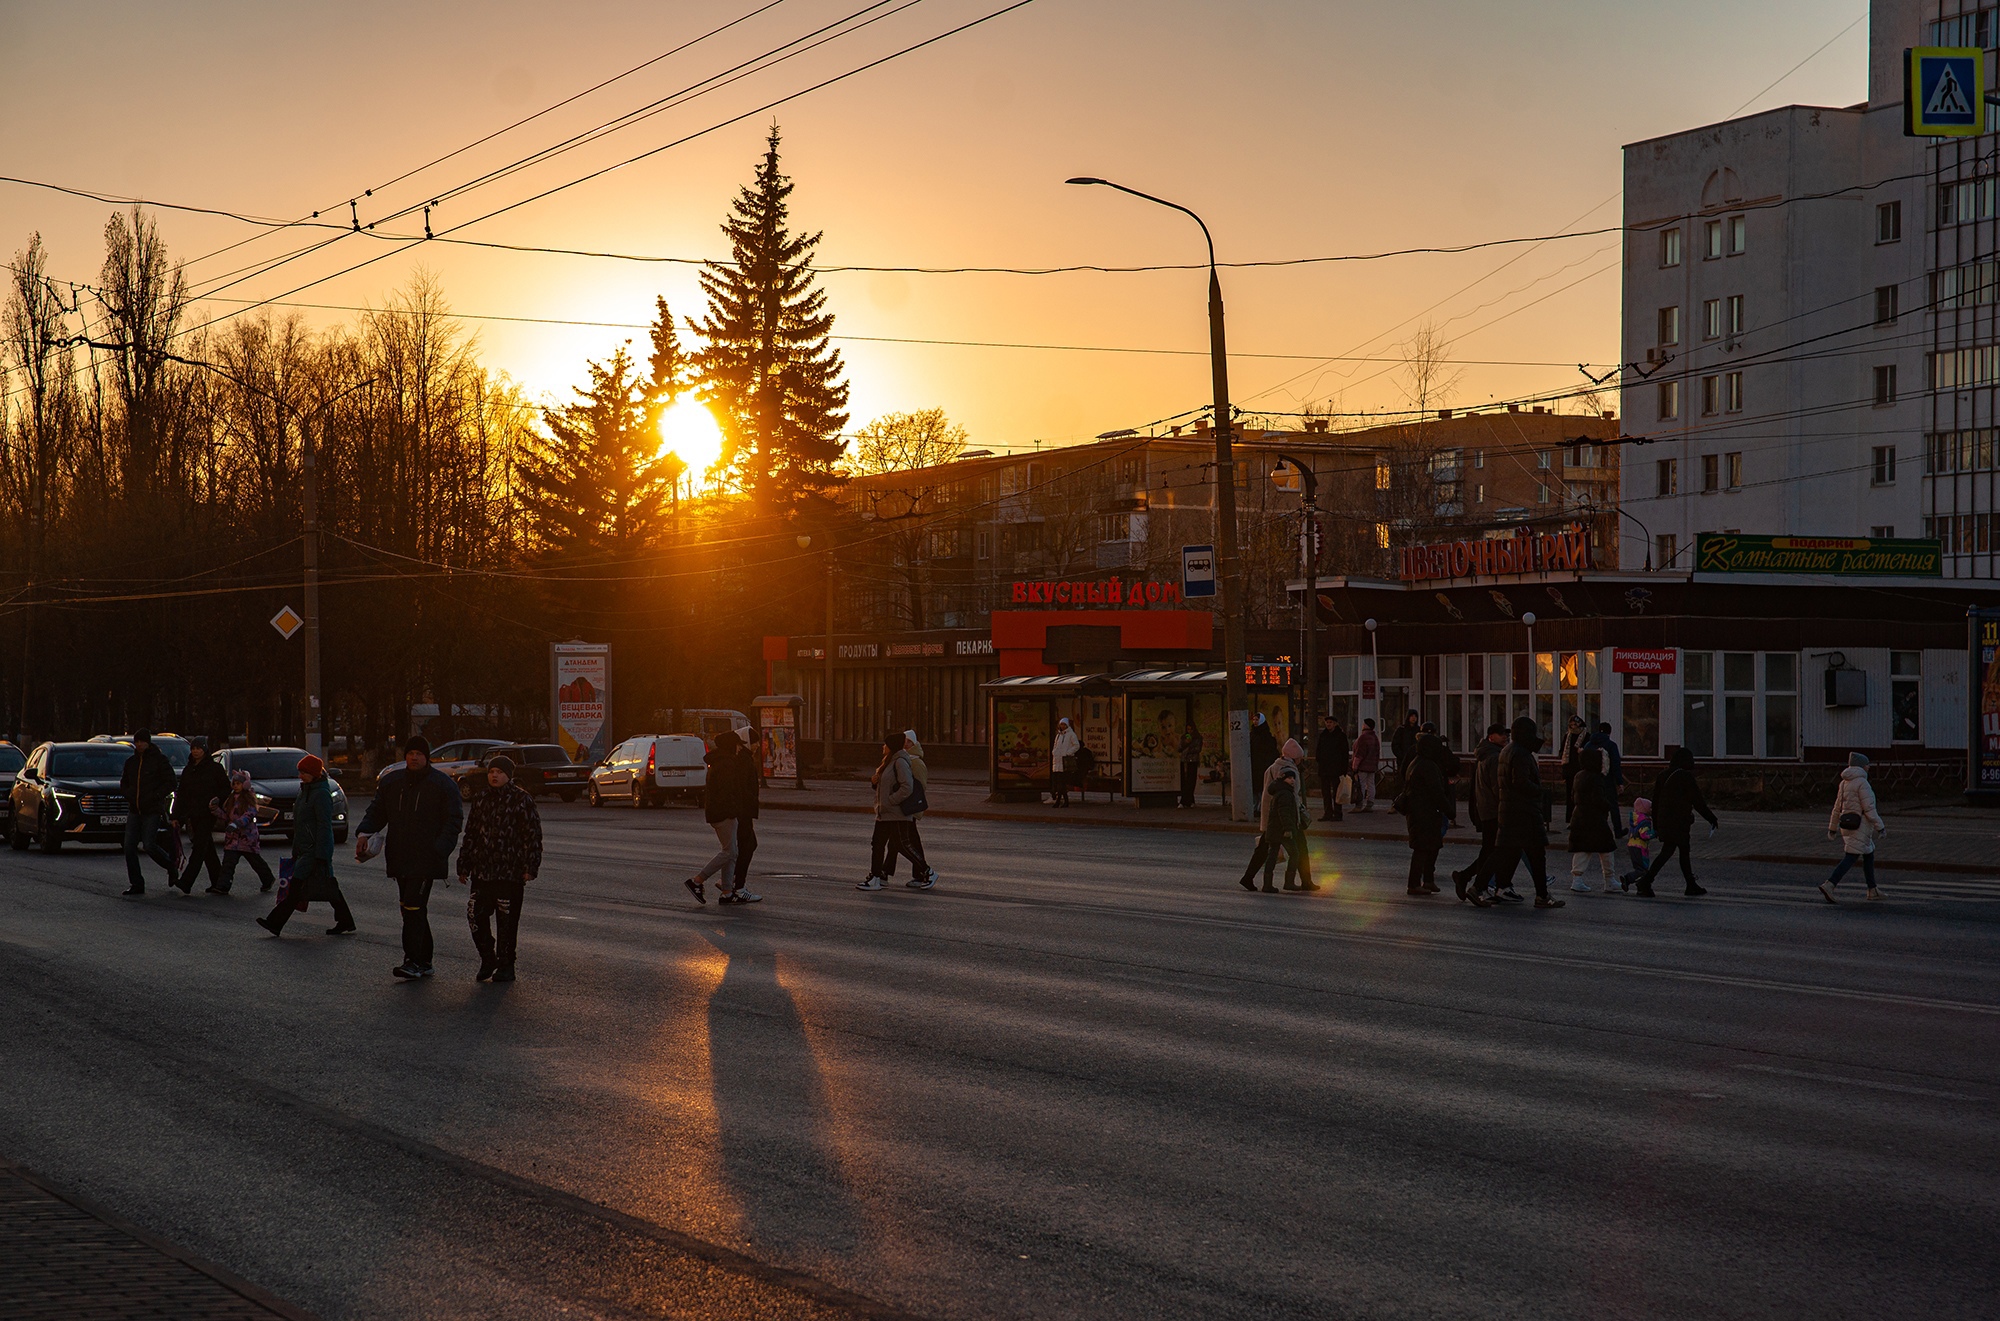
<box><xmin>215</xmin><ymin>769</ymin><xmax>276</xmax><ymax>893</ymax></box>
<box><xmin>1621</xmin><ymin>796</ymin><xmax>1656</xmax><ymax>891</ymax></box>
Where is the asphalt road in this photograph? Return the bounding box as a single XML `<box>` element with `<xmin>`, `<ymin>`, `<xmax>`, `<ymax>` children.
<box><xmin>1</xmin><ymin>801</ymin><xmax>1995</xmax><ymax>1320</ymax></box>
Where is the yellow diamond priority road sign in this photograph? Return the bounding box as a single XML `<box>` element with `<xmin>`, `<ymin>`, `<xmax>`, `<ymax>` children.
<box><xmin>270</xmin><ymin>605</ymin><xmax>304</xmax><ymax>639</ymax></box>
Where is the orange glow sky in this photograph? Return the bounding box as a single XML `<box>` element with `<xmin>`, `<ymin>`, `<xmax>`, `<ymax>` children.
<box><xmin>0</xmin><ymin>0</ymin><xmax>1866</xmax><ymax>452</ymax></box>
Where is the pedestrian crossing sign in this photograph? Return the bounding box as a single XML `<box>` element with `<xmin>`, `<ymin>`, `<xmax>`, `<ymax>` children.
<box><xmin>1906</xmin><ymin>47</ymin><xmax>1984</xmax><ymax>137</ymax></box>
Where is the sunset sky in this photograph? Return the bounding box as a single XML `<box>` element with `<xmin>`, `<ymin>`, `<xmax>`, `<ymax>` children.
<box><xmin>1</xmin><ymin>0</ymin><xmax>1866</xmax><ymax>453</ymax></box>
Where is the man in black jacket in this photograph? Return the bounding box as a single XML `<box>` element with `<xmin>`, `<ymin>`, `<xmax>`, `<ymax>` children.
<box><xmin>726</xmin><ymin>734</ymin><xmax>762</xmax><ymax>904</ymax></box>
<box><xmin>171</xmin><ymin>737</ymin><xmax>232</xmax><ymax>894</ymax></box>
<box><xmin>1488</xmin><ymin>716</ymin><xmax>1564</xmax><ymax>909</ymax></box>
<box><xmin>356</xmin><ymin>736</ymin><xmax>464</xmax><ymax>979</ymax></box>
<box><xmin>1314</xmin><ymin>717</ymin><xmax>1348</xmax><ymax>821</ymax></box>
<box><xmin>1639</xmin><ymin>746</ymin><xmax>1717</xmax><ymax>897</ymax></box>
<box><xmin>1390</xmin><ymin>711</ymin><xmax>1421</xmax><ymax>788</ymax></box>
<box><xmin>119</xmin><ymin>730</ymin><xmax>178</xmax><ymax>896</ymax></box>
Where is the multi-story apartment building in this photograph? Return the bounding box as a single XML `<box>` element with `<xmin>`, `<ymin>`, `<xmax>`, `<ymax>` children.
<box><xmin>1618</xmin><ymin>0</ymin><xmax>2000</xmax><ymax>576</ymax></box>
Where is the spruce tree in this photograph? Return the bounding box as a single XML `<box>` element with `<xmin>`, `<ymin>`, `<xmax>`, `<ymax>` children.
<box><xmin>515</xmin><ymin>346</ymin><xmax>675</xmax><ymax>565</ymax></box>
<box><xmin>644</xmin><ymin>295</ymin><xmax>687</xmax><ymax>413</ymax></box>
<box><xmin>689</xmin><ymin>127</ymin><xmax>850</xmax><ymax>512</ymax></box>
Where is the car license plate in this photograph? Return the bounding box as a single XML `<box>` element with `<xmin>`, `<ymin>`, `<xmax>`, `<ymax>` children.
<box><xmin>101</xmin><ymin>814</ymin><xmax>129</xmax><ymax>825</ymax></box>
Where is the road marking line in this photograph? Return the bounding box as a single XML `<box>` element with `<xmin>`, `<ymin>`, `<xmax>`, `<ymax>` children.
<box><xmin>1731</xmin><ymin>1063</ymin><xmax>1985</xmax><ymax>1101</ymax></box>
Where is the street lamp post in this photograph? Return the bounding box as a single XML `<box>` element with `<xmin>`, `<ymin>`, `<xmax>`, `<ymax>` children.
<box><xmin>1068</xmin><ymin>177</ymin><xmax>1252</xmax><ymax>820</ymax></box>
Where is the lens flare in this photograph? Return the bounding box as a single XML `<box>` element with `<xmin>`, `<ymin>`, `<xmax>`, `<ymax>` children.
<box><xmin>657</xmin><ymin>397</ymin><xmax>725</xmax><ymax>478</ymax></box>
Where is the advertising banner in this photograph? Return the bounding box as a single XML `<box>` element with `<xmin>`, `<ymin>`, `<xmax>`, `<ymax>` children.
<box><xmin>1127</xmin><ymin>697</ymin><xmax>1187</xmax><ymax>795</ymax></box>
<box><xmin>1612</xmin><ymin>648</ymin><xmax>1677</xmax><ymax>674</ymax></box>
<box><xmin>550</xmin><ymin>642</ymin><xmax>611</xmax><ymax>766</ymax></box>
<box><xmin>1694</xmin><ymin>534</ymin><xmax>1941</xmax><ymax>576</ymax></box>
<box><xmin>1971</xmin><ymin>609</ymin><xmax>2000</xmax><ymax>797</ymax></box>
<box><xmin>995</xmin><ymin>699</ymin><xmax>1050</xmax><ymax>787</ymax></box>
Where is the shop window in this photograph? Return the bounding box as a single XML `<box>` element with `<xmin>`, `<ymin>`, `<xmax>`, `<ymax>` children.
<box><xmin>1623</xmin><ymin>672</ymin><xmax>1661</xmax><ymax>758</ymax></box>
<box><xmin>1765</xmin><ymin>653</ymin><xmax>1797</xmax><ymax>759</ymax></box>
<box><xmin>1891</xmin><ymin>651</ymin><xmax>1922</xmax><ymax>742</ymax></box>
<box><xmin>1723</xmin><ymin>652</ymin><xmax>1756</xmax><ymax>757</ymax></box>
<box><xmin>1682</xmin><ymin>651</ymin><xmax>1715</xmax><ymax>758</ymax></box>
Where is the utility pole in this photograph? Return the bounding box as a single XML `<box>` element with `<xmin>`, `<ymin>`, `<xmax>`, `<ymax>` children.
<box><xmin>1272</xmin><ymin>451</ymin><xmax>1321</xmax><ymax>738</ymax></box>
<box><xmin>1068</xmin><ymin>177</ymin><xmax>1253</xmax><ymax>819</ymax></box>
<box><xmin>302</xmin><ymin>408</ymin><xmax>323</xmax><ymax>761</ymax></box>
<box><xmin>822</xmin><ymin>555</ymin><xmax>836</xmax><ymax>772</ymax></box>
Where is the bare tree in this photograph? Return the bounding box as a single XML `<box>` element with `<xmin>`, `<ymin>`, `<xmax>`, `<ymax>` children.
<box><xmin>848</xmin><ymin>407</ymin><xmax>968</xmax><ymax>475</ymax></box>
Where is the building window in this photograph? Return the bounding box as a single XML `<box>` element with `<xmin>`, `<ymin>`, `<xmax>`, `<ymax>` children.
<box><xmin>1875</xmin><ymin>284</ymin><xmax>1899</xmax><ymax>325</ymax></box>
<box><xmin>1933</xmin><ymin>258</ymin><xmax>2000</xmax><ymax>309</ymax></box>
<box><xmin>1536</xmin><ymin>449</ymin><xmax>1552</xmax><ymax>469</ymax></box>
<box><xmin>1871</xmin><ymin>524</ymin><xmax>1895</xmax><ymax>537</ymax></box>
<box><xmin>1727</xmin><ymin>294</ymin><xmax>1744</xmax><ymax>336</ymax></box>
<box><xmin>1703</xmin><ymin>298</ymin><xmax>1722</xmax><ymax>340</ymax></box>
<box><xmin>975</xmin><ymin>529</ymin><xmax>992</xmax><ymax>559</ymax></box>
<box><xmin>1928</xmin><ymin>345</ymin><xmax>2000</xmax><ymax>390</ymax></box>
<box><xmin>1661</xmin><ymin>228</ymin><xmax>1683</xmax><ymax>267</ymax></box>
<box><xmin>1537</xmin><ymin>483</ymin><xmax>1550</xmax><ymax>504</ymax></box>
<box><xmin>1683</xmin><ymin>651</ymin><xmax>1713</xmax><ymax>755</ymax></box>
<box><xmin>1872</xmin><ymin>445</ymin><xmax>1897</xmax><ymax>484</ymax></box>
<box><xmin>1765</xmin><ymin>653</ymin><xmax>1798</xmax><ymax>758</ymax></box>
<box><xmin>1375</xmin><ymin>458</ymin><xmax>1391</xmax><ymax>490</ymax></box>
<box><xmin>1704</xmin><ymin>219</ymin><xmax>1723</xmax><ymax>259</ymax></box>
<box><xmin>1474</xmin><ymin>483</ymin><xmax>1485</xmax><ymax>504</ymax></box>
<box><xmin>1701</xmin><ymin>376</ymin><xmax>1720</xmax><ymax>415</ymax></box>
<box><xmin>1723</xmin><ymin>651</ymin><xmax>1757</xmax><ymax>757</ymax></box>
<box><xmin>1657</xmin><ymin>306</ymin><xmax>1680</xmax><ymax>346</ymax></box>
<box><xmin>1725</xmin><ymin>370</ymin><xmax>1743</xmax><ymax>412</ymax></box>
<box><xmin>1658</xmin><ymin>379</ymin><xmax>1681</xmax><ymax>420</ymax></box>
<box><xmin>1726</xmin><ymin>452</ymin><xmax>1743</xmax><ymax>488</ymax></box>
<box><xmin>1472</xmin><ymin>449</ymin><xmax>1486</xmax><ymax>469</ymax></box>
<box><xmin>1702</xmin><ymin>453</ymin><xmax>1720</xmax><ymax>492</ymax></box>
<box><xmin>1657</xmin><ymin>458</ymin><xmax>1678</xmax><ymax>496</ymax></box>
<box><xmin>1657</xmin><ymin>533</ymin><xmax>1680</xmax><ymax>570</ymax></box>
<box><xmin>1891</xmin><ymin>651</ymin><xmax>1923</xmax><ymax>742</ymax></box>
<box><xmin>1877</xmin><ymin>200</ymin><xmax>1901</xmax><ymax>243</ymax></box>
<box><xmin>1875</xmin><ymin>364</ymin><xmax>1898</xmax><ymax>405</ymax></box>
<box><xmin>1374</xmin><ymin>522</ymin><xmax>1389</xmax><ymax>548</ymax></box>
<box><xmin>1728</xmin><ymin>215</ymin><xmax>1746</xmax><ymax>254</ymax></box>
<box><xmin>1942</xmin><ymin>177</ymin><xmax>2000</xmax><ymax>224</ymax></box>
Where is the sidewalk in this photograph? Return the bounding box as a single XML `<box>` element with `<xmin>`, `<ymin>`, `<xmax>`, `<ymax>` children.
<box><xmin>0</xmin><ymin>1162</ymin><xmax>315</xmax><ymax>1320</ymax></box>
<box><xmin>755</xmin><ymin>771</ymin><xmax>2000</xmax><ymax>876</ymax></box>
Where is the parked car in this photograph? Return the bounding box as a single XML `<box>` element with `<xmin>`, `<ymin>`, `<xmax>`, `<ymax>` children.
<box><xmin>0</xmin><ymin>742</ymin><xmax>23</xmax><ymax>826</ymax></box>
<box><xmin>458</xmin><ymin>744</ymin><xmax>586</xmax><ymax>801</ymax></box>
<box><xmin>90</xmin><ymin>732</ymin><xmax>192</xmax><ymax>772</ymax></box>
<box><xmin>216</xmin><ymin>746</ymin><xmax>350</xmax><ymax>844</ymax></box>
<box><xmin>374</xmin><ymin>738</ymin><xmax>507</xmax><ymax>791</ymax></box>
<box><xmin>589</xmin><ymin>734</ymin><xmax>708</xmax><ymax>808</ymax></box>
<box><xmin>9</xmin><ymin>741</ymin><xmax>136</xmax><ymax>851</ymax></box>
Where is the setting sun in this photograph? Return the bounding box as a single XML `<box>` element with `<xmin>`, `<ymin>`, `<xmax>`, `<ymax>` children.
<box><xmin>656</xmin><ymin>396</ymin><xmax>725</xmax><ymax>480</ymax></box>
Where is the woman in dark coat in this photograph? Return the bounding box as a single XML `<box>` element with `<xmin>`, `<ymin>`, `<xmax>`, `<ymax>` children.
<box><xmin>1566</xmin><ymin>748</ymin><xmax>1621</xmax><ymax>892</ymax></box>
<box><xmin>256</xmin><ymin>755</ymin><xmax>356</xmax><ymax>937</ymax></box>
<box><xmin>1398</xmin><ymin>732</ymin><xmax>1455</xmax><ymax>896</ymax></box>
<box><xmin>1639</xmin><ymin>746</ymin><xmax>1718</xmax><ymax>897</ymax></box>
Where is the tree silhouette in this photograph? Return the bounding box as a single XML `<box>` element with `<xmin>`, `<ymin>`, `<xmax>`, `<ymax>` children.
<box><xmin>689</xmin><ymin>127</ymin><xmax>849</xmax><ymax>512</ymax></box>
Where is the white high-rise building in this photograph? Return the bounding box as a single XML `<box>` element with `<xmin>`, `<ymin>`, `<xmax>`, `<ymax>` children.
<box><xmin>1617</xmin><ymin>0</ymin><xmax>2000</xmax><ymax>575</ymax></box>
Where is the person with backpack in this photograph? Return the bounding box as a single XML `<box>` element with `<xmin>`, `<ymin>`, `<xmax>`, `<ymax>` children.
<box><xmin>1567</xmin><ymin>747</ymin><xmax>1621</xmax><ymax>893</ymax></box>
<box><xmin>456</xmin><ymin>755</ymin><xmax>543</xmax><ymax>980</ymax></box>
<box><xmin>684</xmin><ymin>729</ymin><xmax>749</xmax><ymax>906</ymax></box>
<box><xmin>1397</xmin><ymin>730</ymin><xmax>1455</xmax><ymax>896</ymax></box>
<box><xmin>256</xmin><ymin>755</ymin><xmax>356</xmax><ymax>938</ymax></box>
<box><xmin>214</xmin><ymin>769</ymin><xmax>276</xmax><ymax>894</ymax></box>
<box><xmin>1638</xmin><ymin>746</ymin><xmax>1718</xmax><ymax>897</ymax></box>
<box><xmin>355</xmin><ymin>735</ymin><xmax>464</xmax><ymax>978</ymax></box>
<box><xmin>1820</xmin><ymin>753</ymin><xmax>1886</xmax><ymax>903</ymax></box>
<box><xmin>860</xmin><ymin>731</ymin><xmax>932</xmax><ymax>890</ymax></box>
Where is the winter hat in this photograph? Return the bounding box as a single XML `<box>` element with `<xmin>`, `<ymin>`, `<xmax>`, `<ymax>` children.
<box><xmin>488</xmin><ymin>755</ymin><xmax>516</xmax><ymax>779</ymax></box>
<box><xmin>1849</xmin><ymin>752</ymin><xmax>1870</xmax><ymax>768</ymax></box>
<box><xmin>133</xmin><ymin>728</ymin><xmax>152</xmax><ymax>743</ymax></box>
<box><xmin>297</xmin><ymin>753</ymin><xmax>326</xmax><ymax>780</ymax></box>
<box><xmin>1281</xmin><ymin>738</ymin><xmax>1305</xmax><ymax>762</ymax></box>
<box><xmin>230</xmin><ymin>769</ymin><xmax>251</xmax><ymax>788</ymax></box>
<box><xmin>1510</xmin><ymin>715</ymin><xmax>1540</xmax><ymax>743</ymax></box>
<box><xmin>1633</xmin><ymin>796</ymin><xmax>1652</xmax><ymax>817</ymax></box>
<box><xmin>404</xmin><ymin>735</ymin><xmax>431</xmax><ymax>758</ymax></box>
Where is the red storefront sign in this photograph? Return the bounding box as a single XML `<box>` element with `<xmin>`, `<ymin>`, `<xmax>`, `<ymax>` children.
<box><xmin>1009</xmin><ymin>577</ymin><xmax>1184</xmax><ymax>607</ymax></box>
<box><xmin>1612</xmin><ymin>648</ymin><xmax>1677</xmax><ymax>674</ymax></box>
<box><xmin>1399</xmin><ymin>527</ymin><xmax>1592</xmax><ymax>583</ymax></box>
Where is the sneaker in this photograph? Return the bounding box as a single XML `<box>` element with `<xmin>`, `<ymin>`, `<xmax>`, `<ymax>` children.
<box><xmin>391</xmin><ymin>962</ymin><xmax>422</xmax><ymax>980</ymax></box>
<box><xmin>1818</xmin><ymin>881</ymin><xmax>1837</xmax><ymax>904</ymax></box>
<box><xmin>684</xmin><ymin>877</ymin><xmax>706</xmax><ymax>905</ymax></box>
<box><xmin>716</xmin><ymin>888</ymin><xmax>739</xmax><ymax>904</ymax></box>
<box><xmin>857</xmin><ymin>876</ymin><xmax>885</xmax><ymax>890</ymax></box>
<box><xmin>1498</xmin><ymin>888</ymin><xmax>1526</xmax><ymax>904</ymax></box>
<box><xmin>1571</xmin><ymin>880</ymin><xmax>1593</xmax><ymax>893</ymax></box>
<box><xmin>732</xmin><ymin>889</ymin><xmax>764</xmax><ymax>903</ymax></box>
<box><xmin>1534</xmin><ymin>895</ymin><xmax>1566</xmax><ymax>909</ymax></box>
<box><xmin>907</xmin><ymin>872</ymin><xmax>935</xmax><ymax>890</ymax></box>
<box><xmin>1865</xmin><ymin>887</ymin><xmax>1883</xmax><ymax>901</ymax></box>
<box><xmin>413</xmin><ymin>964</ymin><xmax>435</xmax><ymax>978</ymax></box>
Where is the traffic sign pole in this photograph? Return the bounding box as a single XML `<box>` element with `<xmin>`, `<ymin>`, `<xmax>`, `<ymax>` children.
<box><xmin>303</xmin><ymin>409</ymin><xmax>322</xmax><ymax>761</ymax></box>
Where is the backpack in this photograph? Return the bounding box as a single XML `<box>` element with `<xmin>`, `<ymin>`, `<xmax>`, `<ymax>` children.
<box><xmin>899</xmin><ymin>756</ymin><xmax>929</xmax><ymax>817</ymax></box>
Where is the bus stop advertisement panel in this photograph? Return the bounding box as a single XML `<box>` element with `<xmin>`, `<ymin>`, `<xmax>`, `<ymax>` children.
<box><xmin>550</xmin><ymin>642</ymin><xmax>611</xmax><ymax>766</ymax></box>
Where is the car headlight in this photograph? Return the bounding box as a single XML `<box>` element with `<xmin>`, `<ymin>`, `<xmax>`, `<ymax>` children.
<box><xmin>254</xmin><ymin>793</ymin><xmax>274</xmax><ymax>807</ymax></box>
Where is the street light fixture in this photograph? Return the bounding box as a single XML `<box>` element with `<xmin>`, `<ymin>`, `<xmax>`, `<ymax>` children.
<box><xmin>1067</xmin><ymin>176</ymin><xmax>1252</xmax><ymax>820</ymax></box>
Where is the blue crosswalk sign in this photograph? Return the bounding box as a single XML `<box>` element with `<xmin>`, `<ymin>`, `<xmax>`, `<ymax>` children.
<box><xmin>1907</xmin><ymin>47</ymin><xmax>1984</xmax><ymax>136</ymax></box>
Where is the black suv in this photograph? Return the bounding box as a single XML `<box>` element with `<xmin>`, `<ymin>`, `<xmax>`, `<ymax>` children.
<box><xmin>9</xmin><ymin>742</ymin><xmax>137</xmax><ymax>851</ymax></box>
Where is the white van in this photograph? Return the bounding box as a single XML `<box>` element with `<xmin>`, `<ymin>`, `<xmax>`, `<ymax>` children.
<box><xmin>589</xmin><ymin>734</ymin><xmax>709</xmax><ymax>807</ymax></box>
